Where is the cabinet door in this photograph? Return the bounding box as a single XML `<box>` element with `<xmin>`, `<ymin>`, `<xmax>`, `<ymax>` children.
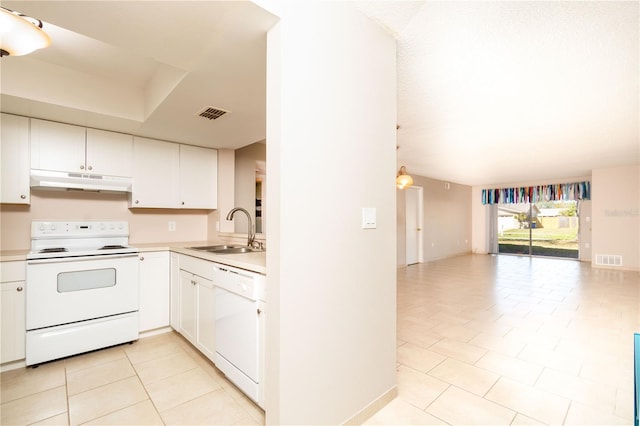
<box><xmin>196</xmin><ymin>276</ymin><xmax>215</xmax><ymax>360</ymax></box>
<box><xmin>1</xmin><ymin>114</ymin><xmax>30</xmax><ymax>204</ymax></box>
<box><xmin>138</xmin><ymin>252</ymin><xmax>170</xmax><ymax>332</ymax></box>
<box><xmin>170</xmin><ymin>253</ymin><xmax>180</xmax><ymax>330</ymax></box>
<box><xmin>179</xmin><ymin>270</ymin><xmax>197</xmax><ymax>344</ymax></box>
<box><xmin>1</xmin><ymin>281</ymin><xmax>26</xmax><ymax>363</ymax></box>
<box><xmin>86</xmin><ymin>128</ymin><xmax>133</xmax><ymax>177</ymax></box>
<box><xmin>130</xmin><ymin>137</ymin><xmax>179</xmax><ymax>208</ymax></box>
<box><xmin>30</xmin><ymin>119</ymin><xmax>86</xmax><ymax>173</ymax></box>
<box><xmin>179</xmin><ymin>145</ymin><xmax>218</xmax><ymax>209</ymax></box>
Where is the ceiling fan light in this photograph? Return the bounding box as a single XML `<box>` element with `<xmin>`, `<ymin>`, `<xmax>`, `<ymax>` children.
<box><xmin>0</xmin><ymin>7</ymin><xmax>51</xmax><ymax>57</ymax></box>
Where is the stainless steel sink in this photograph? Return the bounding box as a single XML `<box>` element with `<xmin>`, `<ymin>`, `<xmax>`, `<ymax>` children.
<box><xmin>188</xmin><ymin>245</ymin><xmax>243</xmax><ymax>251</ymax></box>
<box><xmin>187</xmin><ymin>245</ymin><xmax>264</xmax><ymax>254</ymax></box>
<box><xmin>214</xmin><ymin>247</ymin><xmax>263</xmax><ymax>254</ymax></box>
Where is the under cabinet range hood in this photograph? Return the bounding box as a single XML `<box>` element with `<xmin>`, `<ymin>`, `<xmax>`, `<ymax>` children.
<box><xmin>30</xmin><ymin>169</ymin><xmax>132</xmax><ymax>192</ymax></box>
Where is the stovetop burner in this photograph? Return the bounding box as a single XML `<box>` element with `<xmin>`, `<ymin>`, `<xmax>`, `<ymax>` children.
<box><xmin>39</xmin><ymin>247</ymin><xmax>68</xmax><ymax>254</ymax></box>
<box><xmin>28</xmin><ymin>221</ymin><xmax>138</xmax><ymax>260</ymax></box>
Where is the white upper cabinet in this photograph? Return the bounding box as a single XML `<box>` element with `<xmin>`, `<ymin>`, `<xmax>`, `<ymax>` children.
<box><xmin>85</xmin><ymin>128</ymin><xmax>133</xmax><ymax>177</ymax></box>
<box><xmin>180</xmin><ymin>144</ymin><xmax>218</xmax><ymax>209</ymax></box>
<box><xmin>130</xmin><ymin>137</ymin><xmax>180</xmax><ymax>208</ymax></box>
<box><xmin>30</xmin><ymin>119</ymin><xmax>85</xmax><ymax>173</ymax></box>
<box><xmin>30</xmin><ymin>119</ymin><xmax>133</xmax><ymax>177</ymax></box>
<box><xmin>1</xmin><ymin>114</ymin><xmax>30</xmax><ymax>204</ymax></box>
<box><xmin>130</xmin><ymin>137</ymin><xmax>217</xmax><ymax>209</ymax></box>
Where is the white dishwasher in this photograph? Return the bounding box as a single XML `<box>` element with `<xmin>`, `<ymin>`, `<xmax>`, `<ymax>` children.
<box><xmin>213</xmin><ymin>263</ymin><xmax>266</xmax><ymax>407</ymax></box>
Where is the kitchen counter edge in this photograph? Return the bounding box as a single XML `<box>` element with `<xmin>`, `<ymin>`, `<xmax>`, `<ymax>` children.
<box><xmin>1</xmin><ymin>242</ymin><xmax>266</xmax><ymax>275</ymax></box>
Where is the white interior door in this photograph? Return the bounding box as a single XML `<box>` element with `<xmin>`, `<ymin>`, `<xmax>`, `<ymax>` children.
<box><xmin>405</xmin><ymin>186</ymin><xmax>423</xmax><ymax>265</ymax></box>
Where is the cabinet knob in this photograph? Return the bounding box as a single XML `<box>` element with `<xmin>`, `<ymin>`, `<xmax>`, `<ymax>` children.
<box><xmin>16</xmin><ymin>286</ymin><xmax>23</xmax><ymax>292</ymax></box>
<box><xmin>181</xmin><ymin>201</ymin><xmax>185</xmax><ymax>205</ymax></box>
<box><xmin>80</xmin><ymin>165</ymin><xmax>85</xmax><ymax>170</ymax></box>
<box><xmin>139</xmin><ymin>256</ymin><xmax>144</xmax><ymax>261</ymax></box>
<box><xmin>20</xmin><ymin>194</ymin><xmax>26</xmax><ymax>199</ymax></box>
<box><xmin>135</xmin><ymin>200</ymin><xmax>139</xmax><ymax>204</ymax></box>
<box><xmin>88</xmin><ymin>165</ymin><xmax>93</xmax><ymax>171</ymax></box>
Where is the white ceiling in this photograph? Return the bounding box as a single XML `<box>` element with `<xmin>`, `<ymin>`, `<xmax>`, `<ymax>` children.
<box><xmin>383</xmin><ymin>1</ymin><xmax>640</xmax><ymax>186</ymax></box>
<box><xmin>1</xmin><ymin>1</ymin><xmax>277</xmax><ymax>150</ymax></box>
<box><xmin>1</xmin><ymin>1</ymin><xmax>638</xmax><ymax>186</ymax></box>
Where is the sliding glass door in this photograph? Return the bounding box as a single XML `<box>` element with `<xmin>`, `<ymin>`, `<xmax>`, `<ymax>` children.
<box><xmin>498</xmin><ymin>200</ymin><xmax>579</xmax><ymax>259</ymax></box>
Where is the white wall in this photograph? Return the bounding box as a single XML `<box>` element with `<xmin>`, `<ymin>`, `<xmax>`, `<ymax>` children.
<box><xmin>471</xmin><ymin>185</ymin><xmax>489</xmax><ymax>254</ymax></box>
<box><xmin>0</xmin><ymin>190</ymin><xmax>213</xmax><ymax>250</ymax></box>
<box><xmin>213</xmin><ymin>148</ymin><xmax>235</xmax><ymax>235</ymax></box>
<box><xmin>397</xmin><ymin>175</ymin><xmax>472</xmax><ymax>265</ymax></box>
<box><xmin>265</xmin><ymin>3</ymin><xmax>397</xmax><ymax>424</ymax></box>
<box><xmin>592</xmin><ymin>164</ymin><xmax>640</xmax><ymax>271</ymax></box>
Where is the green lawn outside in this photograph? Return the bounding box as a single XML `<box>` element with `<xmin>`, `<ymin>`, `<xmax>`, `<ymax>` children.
<box><xmin>498</xmin><ymin>227</ymin><xmax>579</xmax><ymax>258</ymax></box>
<box><xmin>499</xmin><ymin>227</ymin><xmax>578</xmax><ymax>241</ymax></box>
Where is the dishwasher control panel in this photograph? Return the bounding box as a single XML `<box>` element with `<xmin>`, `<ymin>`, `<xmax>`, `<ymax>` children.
<box><xmin>213</xmin><ymin>264</ymin><xmax>265</xmax><ymax>301</ymax></box>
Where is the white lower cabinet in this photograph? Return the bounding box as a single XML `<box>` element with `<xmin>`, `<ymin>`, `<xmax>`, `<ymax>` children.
<box><xmin>138</xmin><ymin>252</ymin><xmax>170</xmax><ymax>332</ymax></box>
<box><xmin>1</xmin><ymin>261</ymin><xmax>26</xmax><ymax>364</ymax></box>
<box><xmin>170</xmin><ymin>253</ymin><xmax>180</xmax><ymax>330</ymax></box>
<box><xmin>196</xmin><ymin>277</ymin><xmax>215</xmax><ymax>360</ymax></box>
<box><xmin>178</xmin><ymin>255</ymin><xmax>216</xmax><ymax>361</ymax></box>
<box><xmin>172</xmin><ymin>254</ymin><xmax>265</xmax><ymax>406</ymax></box>
<box><xmin>179</xmin><ymin>269</ymin><xmax>197</xmax><ymax>342</ymax></box>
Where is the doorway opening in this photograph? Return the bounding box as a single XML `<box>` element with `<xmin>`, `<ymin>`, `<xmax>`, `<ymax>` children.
<box><xmin>497</xmin><ymin>200</ymin><xmax>579</xmax><ymax>259</ymax></box>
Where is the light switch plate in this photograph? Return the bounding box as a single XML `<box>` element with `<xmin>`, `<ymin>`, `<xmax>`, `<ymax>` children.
<box><xmin>362</xmin><ymin>207</ymin><xmax>376</xmax><ymax>229</ymax></box>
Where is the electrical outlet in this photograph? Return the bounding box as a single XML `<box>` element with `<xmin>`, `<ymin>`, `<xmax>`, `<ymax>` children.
<box><xmin>168</xmin><ymin>221</ymin><xmax>176</xmax><ymax>232</ymax></box>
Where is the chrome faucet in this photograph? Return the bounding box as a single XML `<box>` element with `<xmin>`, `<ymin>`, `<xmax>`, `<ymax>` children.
<box><xmin>226</xmin><ymin>207</ymin><xmax>255</xmax><ymax>247</ymax></box>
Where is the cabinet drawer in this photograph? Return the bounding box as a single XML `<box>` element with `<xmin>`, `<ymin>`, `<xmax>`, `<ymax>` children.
<box><xmin>179</xmin><ymin>255</ymin><xmax>214</xmax><ymax>281</ymax></box>
<box><xmin>1</xmin><ymin>261</ymin><xmax>26</xmax><ymax>282</ymax></box>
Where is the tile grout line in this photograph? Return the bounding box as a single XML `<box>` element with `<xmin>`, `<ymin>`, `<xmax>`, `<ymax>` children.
<box><xmin>122</xmin><ymin>349</ymin><xmax>167</xmax><ymax>426</ymax></box>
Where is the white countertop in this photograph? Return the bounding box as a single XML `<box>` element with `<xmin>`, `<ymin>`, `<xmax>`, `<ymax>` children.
<box><xmin>136</xmin><ymin>241</ymin><xmax>266</xmax><ymax>274</ymax></box>
<box><xmin>1</xmin><ymin>241</ymin><xmax>266</xmax><ymax>275</ymax></box>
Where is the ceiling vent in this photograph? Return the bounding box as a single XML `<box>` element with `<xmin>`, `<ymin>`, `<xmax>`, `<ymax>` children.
<box><xmin>196</xmin><ymin>106</ymin><xmax>230</xmax><ymax>121</ymax></box>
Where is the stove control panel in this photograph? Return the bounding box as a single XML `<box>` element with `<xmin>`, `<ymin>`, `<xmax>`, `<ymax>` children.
<box><xmin>31</xmin><ymin>221</ymin><xmax>129</xmax><ymax>239</ymax></box>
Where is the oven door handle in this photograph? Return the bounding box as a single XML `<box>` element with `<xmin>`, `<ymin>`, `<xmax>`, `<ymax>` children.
<box><xmin>27</xmin><ymin>253</ymin><xmax>140</xmax><ymax>265</ymax></box>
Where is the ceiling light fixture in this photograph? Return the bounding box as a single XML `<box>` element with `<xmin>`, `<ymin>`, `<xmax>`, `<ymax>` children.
<box><xmin>0</xmin><ymin>7</ymin><xmax>51</xmax><ymax>57</ymax></box>
<box><xmin>396</xmin><ymin>166</ymin><xmax>413</xmax><ymax>190</ymax></box>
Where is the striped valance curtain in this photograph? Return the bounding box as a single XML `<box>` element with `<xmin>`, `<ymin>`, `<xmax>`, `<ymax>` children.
<box><xmin>481</xmin><ymin>181</ymin><xmax>591</xmax><ymax>205</ymax></box>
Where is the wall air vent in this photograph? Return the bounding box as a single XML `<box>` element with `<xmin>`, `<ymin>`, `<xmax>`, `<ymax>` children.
<box><xmin>595</xmin><ymin>254</ymin><xmax>623</xmax><ymax>267</ymax></box>
<box><xmin>196</xmin><ymin>106</ymin><xmax>230</xmax><ymax>120</ymax></box>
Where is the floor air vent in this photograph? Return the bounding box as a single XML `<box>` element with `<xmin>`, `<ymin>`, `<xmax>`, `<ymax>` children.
<box><xmin>595</xmin><ymin>254</ymin><xmax>623</xmax><ymax>267</ymax></box>
<box><xmin>196</xmin><ymin>106</ymin><xmax>230</xmax><ymax>120</ymax></box>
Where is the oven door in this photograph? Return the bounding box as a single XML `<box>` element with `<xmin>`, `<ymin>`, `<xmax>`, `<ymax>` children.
<box><xmin>26</xmin><ymin>253</ymin><xmax>139</xmax><ymax>330</ymax></box>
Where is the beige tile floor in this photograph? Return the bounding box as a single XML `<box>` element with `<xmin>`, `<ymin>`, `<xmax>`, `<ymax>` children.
<box><xmin>366</xmin><ymin>254</ymin><xmax>639</xmax><ymax>425</ymax></box>
<box><xmin>2</xmin><ymin>254</ymin><xmax>638</xmax><ymax>425</ymax></box>
<box><xmin>0</xmin><ymin>332</ymin><xmax>264</xmax><ymax>425</ymax></box>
